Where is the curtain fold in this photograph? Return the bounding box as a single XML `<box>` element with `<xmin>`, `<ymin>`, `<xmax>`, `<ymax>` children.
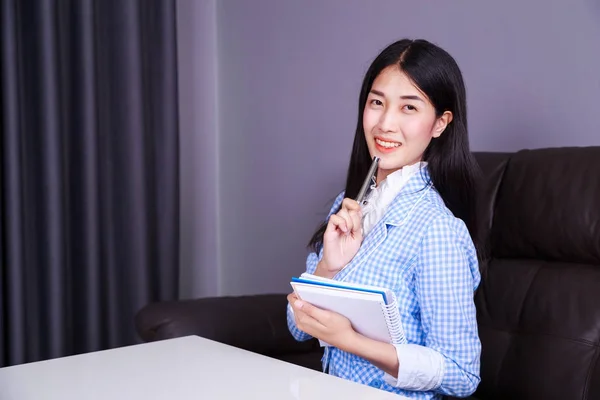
<box><xmin>0</xmin><ymin>0</ymin><xmax>179</xmax><ymax>367</ymax></box>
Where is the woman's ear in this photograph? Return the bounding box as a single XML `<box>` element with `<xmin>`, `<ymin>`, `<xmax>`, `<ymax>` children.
<box><xmin>432</xmin><ymin>111</ymin><xmax>453</xmax><ymax>138</ymax></box>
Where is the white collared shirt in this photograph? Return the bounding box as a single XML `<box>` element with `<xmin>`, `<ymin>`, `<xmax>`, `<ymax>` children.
<box><xmin>360</xmin><ymin>161</ymin><xmax>427</xmax><ymax>237</ymax></box>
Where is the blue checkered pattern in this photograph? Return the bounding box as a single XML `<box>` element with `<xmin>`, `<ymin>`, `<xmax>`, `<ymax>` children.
<box><xmin>287</xmin><ymin>167</ymin><xmax>481</xmax><ymax>399</ymax></box>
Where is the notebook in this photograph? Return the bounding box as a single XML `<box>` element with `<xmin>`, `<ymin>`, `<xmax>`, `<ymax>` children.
<box><xmin>290</xmin><ymin>273</ymin><xmax>406</xmax><ymax>347</ymax></box>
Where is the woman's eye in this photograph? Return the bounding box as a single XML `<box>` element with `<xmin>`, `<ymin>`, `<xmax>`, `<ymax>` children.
<box><xmin>370</xmin><ymin>99</ymin><xmax>383</xmax><ymax>106</ymax></box>
<box><xmin>404</xmin><ymin>105</ymin><xmax>417</xmax><ymax>111</ymax></box>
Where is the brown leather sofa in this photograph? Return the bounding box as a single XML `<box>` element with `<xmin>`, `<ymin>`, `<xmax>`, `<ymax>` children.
<box><xmin>135</xmin><ymin>147</ymin><xmax>600</xmax><ymax>400</ymax></box>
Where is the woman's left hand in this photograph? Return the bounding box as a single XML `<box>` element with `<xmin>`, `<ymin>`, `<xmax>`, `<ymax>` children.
<box><xmin>287</xmin><ymin>293</ymin><xmax>357</xmax><ymax>349</ymax></box>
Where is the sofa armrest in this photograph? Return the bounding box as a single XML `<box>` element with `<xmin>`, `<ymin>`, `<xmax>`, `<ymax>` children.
<box><xmin>134</xmin><ymin>293</ymin><xmax>319</xmax><ymax>357</ymax></box>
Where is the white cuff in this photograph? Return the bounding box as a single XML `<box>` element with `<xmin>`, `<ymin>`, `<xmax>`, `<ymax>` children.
<box><xmin>383</xmin><ymin>344</ymin><xmax>445</xmax><ymax>391</ymax></box>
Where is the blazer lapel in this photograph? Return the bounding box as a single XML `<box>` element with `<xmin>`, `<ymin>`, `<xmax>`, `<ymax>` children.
<box><xmin>334</xmin><ymin>167</ymin><xmax>432</xmax><ymax>282</ymax></box>
<box><xmin>334</xmin><ymin>221</ymin><xmax>388</xmax><ymax>282</ymax></box>
<box><xmin>384</xmin><ymin>168</ymin><xmax>433</xmax><ymax>227</ymax></box>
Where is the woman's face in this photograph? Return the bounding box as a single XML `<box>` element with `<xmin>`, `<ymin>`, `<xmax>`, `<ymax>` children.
<box><xmin>363</xmin><ymin>65</ymin><xmax>452</xmax><ymax>183</ymax></box>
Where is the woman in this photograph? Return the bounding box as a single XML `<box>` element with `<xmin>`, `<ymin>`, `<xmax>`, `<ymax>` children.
<box><xmin>287</xmin><ymin>39</ymin><xmax>483</xmax><ymax>399</ymax></box>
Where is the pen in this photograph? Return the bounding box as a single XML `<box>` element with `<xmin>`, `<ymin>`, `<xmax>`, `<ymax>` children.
<box><xmin>355</xmin><ymin>156</ymin><xmax>379</xmax><ymax>205</ymax></box>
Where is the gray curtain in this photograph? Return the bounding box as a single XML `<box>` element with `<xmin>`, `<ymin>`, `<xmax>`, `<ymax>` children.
<box><xmin>0</xmin><ymin>0</ymin><xmax>179</xmax><ymax>367</ymax></box>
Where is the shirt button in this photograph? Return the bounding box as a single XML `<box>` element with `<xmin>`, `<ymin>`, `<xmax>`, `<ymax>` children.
<box><xmin>369</xmin><ymin>379</ymin><xmax>382</xmax><ymax>388</ymax></box>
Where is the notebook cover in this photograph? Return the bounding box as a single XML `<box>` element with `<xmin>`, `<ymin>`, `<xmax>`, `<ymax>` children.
<box><xmin>290</xmin><ymin>282</ymin><xmax>394</xmax><ymax>344</ymax></box>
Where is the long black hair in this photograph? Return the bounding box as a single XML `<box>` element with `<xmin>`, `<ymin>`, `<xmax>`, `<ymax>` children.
<box><xmin>308</xmin><ymin>39</ymin><xmax>484</xmax><ymax>261</ymax></box>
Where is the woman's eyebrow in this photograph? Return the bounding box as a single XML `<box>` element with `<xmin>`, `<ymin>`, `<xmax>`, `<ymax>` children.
<box><xmin>400</xmin><ymin>95</ymin><xmax>424</xmax><ymax>102</ymax></box>
<box><xmin>369</xmin><ymin>89</ymin><xmax>386</xmax><ymax>97</ymax></box>
<box><xmin>369</xmin><ymin>89</ymin><xmax>424</xmax><ymax>102</ymax></box>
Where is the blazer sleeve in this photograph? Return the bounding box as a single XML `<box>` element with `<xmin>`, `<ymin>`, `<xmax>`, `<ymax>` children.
<box><xmin>409</xmin><ymin>215</ymin><xmax>482</xmax><ymax>398</ymax></box>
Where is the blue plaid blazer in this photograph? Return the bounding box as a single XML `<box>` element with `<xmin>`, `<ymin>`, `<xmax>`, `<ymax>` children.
<box><xmin>287</xmin><ymin>166</ymin><xmax>481</xmax><ymax>399</ymax></box>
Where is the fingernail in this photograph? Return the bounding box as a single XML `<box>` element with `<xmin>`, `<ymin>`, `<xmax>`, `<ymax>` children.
<box><xmin>295</xmin><ymin>300</ymin><xmax>303</xmax><ymax>309</ymax></box>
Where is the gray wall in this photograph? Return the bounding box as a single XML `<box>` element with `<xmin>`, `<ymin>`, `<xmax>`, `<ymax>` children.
<box><xmin>177</xmin><ymin>0</ymin><xmax>220</xmax><ymax>298</ymax></box>
<box><xmin>179</xmin><ymin>0</ymin><xmax>600</xmax><ymax>298</ymax></box>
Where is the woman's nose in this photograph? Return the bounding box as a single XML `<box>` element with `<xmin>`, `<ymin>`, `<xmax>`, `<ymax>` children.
<box><xmin>378</xmin><ymin>110</ymin><xmax>398</xmax><ymax>133</ymax></box>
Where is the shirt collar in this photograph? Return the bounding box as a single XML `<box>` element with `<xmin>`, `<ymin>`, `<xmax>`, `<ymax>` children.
<box><xmin>382</xmin><ymin>161</ymin><xmax>428</xmax><ymax>190</ymax></box>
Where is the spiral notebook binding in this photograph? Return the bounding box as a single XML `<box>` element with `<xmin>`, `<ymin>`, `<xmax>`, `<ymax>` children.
<box><xmin>379</xmin><ymin>295</ymin><xmax>407</xmax><ymax>345</ymax></box>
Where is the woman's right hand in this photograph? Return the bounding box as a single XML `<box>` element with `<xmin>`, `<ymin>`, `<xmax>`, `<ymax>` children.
<box><xmin>317</xmin><ymin>198</ymin><xmax>363</xmax><ymax>278</ymax></box>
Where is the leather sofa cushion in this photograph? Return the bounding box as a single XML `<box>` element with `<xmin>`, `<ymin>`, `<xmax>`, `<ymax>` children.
<box><xmin>476</xmin><ymin>258</ymin><xmax>600</xmax><ymax>399</ymax></box>
<box><xmin>490</xmin><ymin>147</ymin><xmax>600</xmax><ymax>264</ymax></box>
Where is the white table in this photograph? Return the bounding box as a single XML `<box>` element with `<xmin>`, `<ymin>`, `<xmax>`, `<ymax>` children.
<box><xmin>0</xmin><ymin>335</ymin><xmax>405</xmax><ymax>399</ymax></box>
